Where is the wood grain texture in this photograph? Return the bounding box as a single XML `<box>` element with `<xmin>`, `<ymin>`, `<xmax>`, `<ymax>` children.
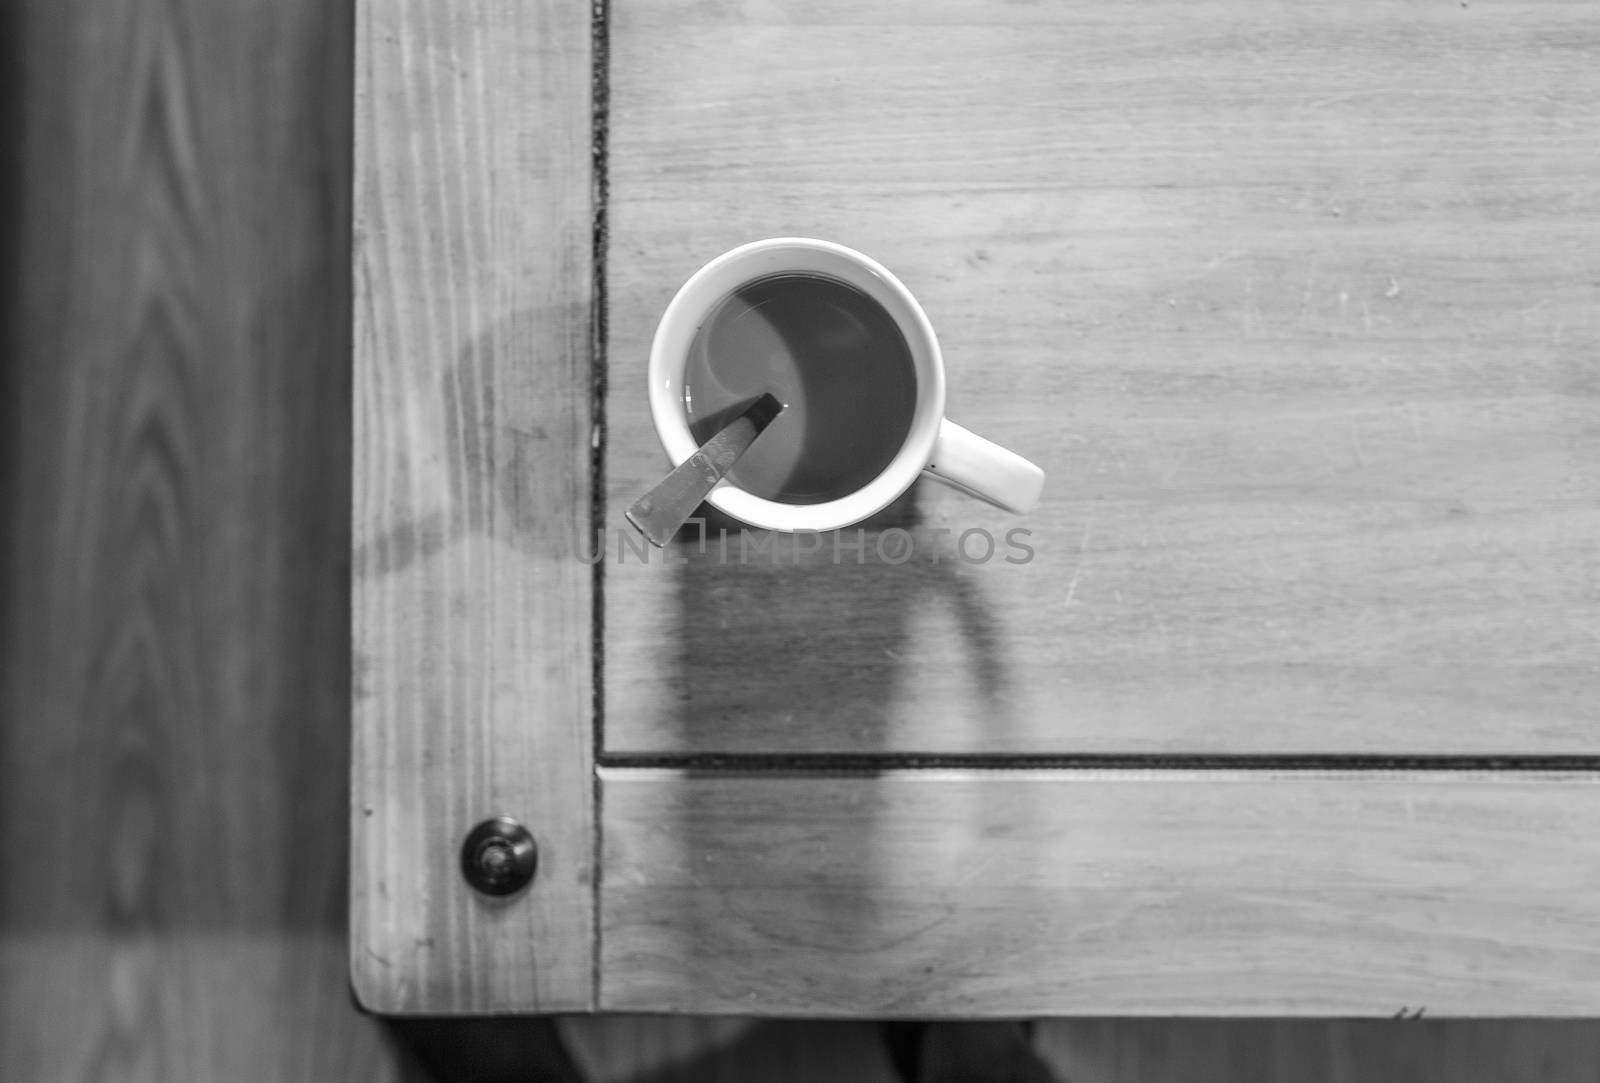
<box><xmin>0</xmin><ymin>0</ymin><xmax>403</xmax><ymax>1077</ymax></box>
<box><xmin>351</xmin><ymin>0</ymin><xmax>596</xmax><ymax>1012</ymax></box>
<box><xmin>602</xmin><ymin>0</ymin><xmax>1600</xmax><ymax>754</ymax></box>
<box><xmin>1033</xmin><ymin>1018</ymin><xmax>1600</xmax><ymax>1083</ymax></box>
<box><xmin>599</xmin><ymin>769</ymin><xmax>1600</xmax><ymax>1015</ymax></box>
<box><xmin>1</xmin><ymin>935</ymin><xmax>408</xmax><ymax>1082</ymax></box>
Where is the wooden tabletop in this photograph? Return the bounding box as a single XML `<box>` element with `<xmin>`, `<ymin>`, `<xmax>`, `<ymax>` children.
<box><xmin>353</xmin><ymin>0</ymin><xmax>1600</xmax><ymax>1017</ymax></box>
<box><xmin>603</xmin><ymin>0</ymin><xmax>1599</xmax><ymax>757</ymax></box>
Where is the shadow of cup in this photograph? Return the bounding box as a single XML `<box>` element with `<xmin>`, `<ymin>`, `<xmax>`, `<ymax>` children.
<box><xmin>656</xmin><ymin>481</ymin><xmax>1021</xmax><ymax>986</ymax></box>
<box><xmin>667</xmin><ymin>481</ymin><xmax>1006</xmax><ymax>755</ymax></box>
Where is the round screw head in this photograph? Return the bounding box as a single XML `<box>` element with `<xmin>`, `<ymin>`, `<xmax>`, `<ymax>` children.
<box><xmin>461</xmin><ymin>817</ymin><xmax>538</xmax><ymax>896</ymax></box>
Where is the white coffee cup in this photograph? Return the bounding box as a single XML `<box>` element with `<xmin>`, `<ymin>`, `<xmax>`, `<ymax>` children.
<box><xmin>647</xmin><ymin>238</ymin><xmax>1045</xmax><ymax>533</ymax></box>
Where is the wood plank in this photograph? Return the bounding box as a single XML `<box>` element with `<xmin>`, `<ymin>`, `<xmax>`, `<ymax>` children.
<box><xmin>1032</xmin><ymin>1018</ymin><xmax>1600</xmax><ymax>1083</ymax></box>
<box><xmin>351</xmin><ymin>0</ymin><xmax>595</xmax><ymax>1012</ymax></box>
<box><xmin>599</xmin><ymin>769</ymin><xmax>1600</xmax><ymax>1016</ymax></box>
<box><xmin>1</xmin><ymin>935</ymin><xmax>406</xmax><ymax>1081</ymax></box>
<box><xmin>602</xmin><ymin>0</ymin><xmax>1600</xmax><ymax>754</ymax></box>
<box><xmin>0</xmin><ymin>0</ymin><xmax>401</xmax><ymax>1074</ymax></box>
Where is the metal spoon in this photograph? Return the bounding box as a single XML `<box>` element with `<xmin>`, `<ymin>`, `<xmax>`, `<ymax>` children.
<box><xmin>625</xmin><ymin>393</ymin><xmax>784</xmax><ymax>547</ymax></box>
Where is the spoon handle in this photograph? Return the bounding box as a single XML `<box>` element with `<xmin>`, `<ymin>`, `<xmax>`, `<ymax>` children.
<box><xmin>625</xmin><ymin>394</ymin><xmax>783</xmax><ymax>547</ymax></box>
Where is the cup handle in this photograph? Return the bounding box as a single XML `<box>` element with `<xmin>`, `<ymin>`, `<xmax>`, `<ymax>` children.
<box><xmin>923</xmin><ymin>419</ymin><xmax>1045</xmax><ymax>514</ymax></box>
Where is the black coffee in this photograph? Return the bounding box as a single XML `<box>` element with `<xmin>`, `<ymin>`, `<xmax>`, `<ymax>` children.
<box><xmin>683</xmin><ymin>272</ymin><xmax>918</xmax><ymax>504</ymax></box>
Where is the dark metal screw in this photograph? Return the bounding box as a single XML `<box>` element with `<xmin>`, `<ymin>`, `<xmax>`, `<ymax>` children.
<box><xmin>461</xmin><ymin>817</ymin><xmax>538</xmax><ymax>896</ymax></box>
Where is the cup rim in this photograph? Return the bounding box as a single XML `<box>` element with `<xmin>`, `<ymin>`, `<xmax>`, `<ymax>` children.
<box><xmin>646</xmin><ymin>237</ymin><xmax>945</xmax><ymax>533</ymax></box>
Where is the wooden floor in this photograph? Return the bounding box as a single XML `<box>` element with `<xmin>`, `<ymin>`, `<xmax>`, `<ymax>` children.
<box><xmin>562</xmin><ymin>1018</ymin><xmax>1600</xmax><ymax>1083</ymax></box>
<box><xmin>1</xmin><ymin>0</ymin><xmax>1597</xmax><ymax>1079</ymax></box>
<box><xmin>0</xmin><ymin>0</ymin><xmax>404</xmax><ymax>1078</ymax></box>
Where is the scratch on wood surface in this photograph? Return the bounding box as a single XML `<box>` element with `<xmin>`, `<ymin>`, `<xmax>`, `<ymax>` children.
<box><xmin>1063</xmin><ymin>506</ymin><xmax>1096</xmax><ymax>609</ymax></box>
<box><xmin>1154</xmin><ymin>611</ymin><xmax>1172</xmax><ymax>655</ymax></box>
<box><xmin>1305</xmin><ymin>87</ymin><xmax>1481</xmax><ymax>112</ymax></box>
<box><xmin>958</xmin><ymin>848</ymin><xmax>1002</xmax><ymax>887</ymax></box>
<box><xmin>1244</xmin><ymin>276</ymin><xmax>1262</xmax><ymax>336</ymax></box>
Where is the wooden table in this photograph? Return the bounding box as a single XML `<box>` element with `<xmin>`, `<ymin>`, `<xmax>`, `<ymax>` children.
<box><xmin>353</xmin><ymin>0</ymin><xmax>1600</xmax><ymax>1016</ymax></box>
